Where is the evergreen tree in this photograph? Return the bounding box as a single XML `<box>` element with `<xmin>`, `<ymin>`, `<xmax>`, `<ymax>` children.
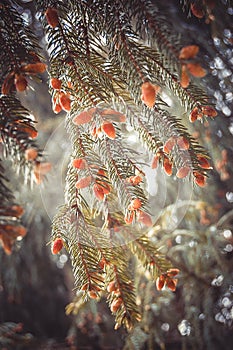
<box><xmin>0</xmin><ymin>0</ymin><xmax>232</xmax><ymax>349</ymax></box>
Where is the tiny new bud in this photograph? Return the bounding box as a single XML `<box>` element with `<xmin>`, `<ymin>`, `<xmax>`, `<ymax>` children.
<box><xmin>72</xmin><ymin>158</ymin><xmax>88</xmax><ymax>169</ymax></box>
<box><xmin>193</xmin><ymin>172</ymin><xmax>207</xmax><ymax>187</ymax></box>
<box><xmin>75</xmin><ymin>175</ymin><xmax>92</xmax><ymax>189</ymax></box>
<box><xmin>190</xmin><ymin>3</ymin><xmax>205</xmax><ymax>18</ymax></box>
<box><xmin>124</xmin><ymin>211</ymin><xmax>134</xmax><ymax>225</ymax></box>
<box><xmin>73</xmin><ymin>110</ymin><xmax>93</xmax><ymax>125</ymax></box>
<box><xmin>137</xmin><ymin>210</ymin><xmax>153</xmax><ymax>227</ymax></box>
<box><xmin>201</xmin><ymin>105</ymin><xmax>217</xmax><ymax>117</ymax></box>
<box><xmin>177</xmin><ymin>136</ymin><xmax>190</xmax><ymax>150</ymax></box>
<box><xmin>163</xmin><ymin>157</ymin><xmax>173</xmax><ymax>176</ymax></box>
<box><xmin>176</xmin><ymin>166</ymin><xmax>191</xmax><ymax>179</ymax></box>
<box><xmin>179</xmin><ymin>45</ymin><xmax>199</xmax><ymax>60</ymax></box>
<box><xmin>163</xmin><ymin>137</ymin><xmax>176</xmax><ymax>153</ymax></box>
<box><xmin>128</xmin><ymin>198</ymin><xmax>142</xmax><ymax>211</ymax></box>
<box><xmin>107</xmin><ymin>281</ymin><xmax>118</xmax><ymax>293</ymax></box>
<box><xmin>45</xmin><ymin>7</ymin><xmax>59</xmax><ymax>28</ymax></box>
<box><xmin>59</xmin><ymin>92</ymin><xmax>71</xmax><ymax>112</ymax></box>
<box><xmin>50</xmin><ymin>78</ymin><xmax>62</xmax><ymax>90</ymax></box>
<box><xmin>197</xmin><ymin>155</ymin><xmax>212</xmax><ymax>169</ymax></box>
<box><xmin>151</xmin><ymin>155</ymin><xmax>159</xmax><ymax>169</ymax></box>
<box><xmin>141</xmin><ymin>82</ymin><xmax>160</xmax><ymax>108</ymax></box>
<box><xmin>88</xmin><ymin>290</ymin><xmax>98</xmax><ymax>299</ymax></box>
<box><xmin>51</xmin><ymin>238</ymin><xmax>64</xmax><ymax>254</ymax></box>
<box><xmin>101</xmin><ymin>122</ymin><xmax>116</xmax><ymax>139</ymax></box>
<box><xmin>166</xmin><ymin>278</ymin><xmax>178</xmax><ymax>292</ymax></box>
<box><xmin>180</xmin><ymin>64</ymin><xmax>190</xmax><ymax>88</ymax></box>
<box><xmin>25</xmin><ymin>148</ymin><xmax>38</xmax><ymax>161</ymax></box>
<box><xmin>156</xmin><ymin>275</ymin><xmax>165</xmax><ymax>291</ymax></box>
<box><xmin>93</xmin><ymin>183</ymin><xmax>105</xmax><ymax>200</ymax></box>
<box><xmin>22</xmin><ymin>62</ymin><xmax>46</xmax><ymax>74</ymax></box>
<box><xmin>189</xmin><ymin>106</ymin><xmax>200</xmax><ymax>122</ymax></box>
<box><xmin>186</xmin><ymin>63</ymin><xmax>206</xmax><ymax>78</ymax></box>
<box><xmin>110</xmin><ymin>298</ymin><xmax>123</xmax><ymax>313</ymax></box>
<box><xmin>167</xmin><ymin>268</ymin><xmax>180</xmax><ymax>277</ymax></box>
<box><xmin>15</xmin><ymin>75</ymin><xmax>27</xmax><ymax>92</ymax></box>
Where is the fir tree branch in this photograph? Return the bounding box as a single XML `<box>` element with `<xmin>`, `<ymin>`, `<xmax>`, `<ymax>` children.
<box><xmin>0</xmin><ymin>2</ymin><xmax>43</xmax><ymax>89</ymax></box>
<box><xmin>52</xmin><ymin>205</ymin><xmax>104</xmax><ymax>293</ymax></box>
<box><xmin>96</xmin><ymin>137</ymin><xmax>148</xmax><ymax>214</ymax></box>
<box><xmin>122</xmin><ymin>104</ymin><xmax>211</xmax><ymax>180</ymax></box>
<box><xmin>127</xmin><ymin>232</ymin><xmax>173</xmax><ymax>279</ymax></box>
<box><xmin>127</xmin><ymin>0</ymin><xmax>181</xmax><ymax>65</ymax></box>
<box><xmin>105</xmin><ymin>257</ymin><xmax>141</xmax><ymax>330</ymax></box>
<box><xmin>0</xmin><ymin>96</ymin><xmax>43</xmax><ymax>183</ymax></box>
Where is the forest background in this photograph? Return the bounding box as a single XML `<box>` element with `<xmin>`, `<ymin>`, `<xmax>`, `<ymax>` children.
<box><xmin>0</xmin><ymin>0</ymin><xmax>233</xmax><ymax>349</ymax></box>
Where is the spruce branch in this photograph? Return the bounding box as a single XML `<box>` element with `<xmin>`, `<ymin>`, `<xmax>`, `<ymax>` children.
<box><xmin>0</xmin><ymin>1</ymin><xmax>48</xmax><ymax>255</ymax></box>
<box><xmin>105</xmin><ymin>258</ymin><xmax>141</xmax><ymax>330</ymax></box>
<box><xmin>40</xmin><ymin>2</ymin><xmax>127</xmax><ymax>110</ymax></box>
<box><xmin>127</xmin><ymin>0</ymin><xmax>181</xmax><ymax>66</ymax></box>
<box><xmin>39</xmin><ymin>0</ymin><xmax>218</xmax><ymax>331</ymax></box>
<box><xmin>0</xmin><ymin>95</ymin><xmax>46</xmax><ymax>184</ymax></box>
<box><xmin>91</xmin><ymin>1</ymin><xmax>210</xmax><ymax>110</ymax></box>
<box><xmin>0</xmin><ymin>1</ymin><xmax>45</xmax><ymax>94</ymax></box>
<box><xmin>151</xmin><ymin>107</ymin><xmax>211</xmax><ymax>177</ymax></box>
<box><xmin>127</xmin><ymin>233</ymin><xmax>173</xmax><ymax>279</ymax></box>
<box><xmin>117</xmin><ymin>103</ymin><xmax>211</xmax><ymax>183</ymax></box>
<box><xmin>65</xmin><ymin>113</ymin><xmax>111</xmax><ymax>211</ymax></box>
<box><xmin>51</xmin><ymin>203</ymin><xmax>144</xmax><ymax>330</ymax></box>
<box><xmin>39</xmin><ymin>0</ymin><xmax>210</xmax><ymax>113</ymax></box>
<box><xmin>52</xmin><ymin>205</ymin><xmax>104</xmax><ymax>294</ymax></box>
<box><xmin>96</xmin><ymin>138</ymin><xmax>148</xmax><ymax>215</ymax></box>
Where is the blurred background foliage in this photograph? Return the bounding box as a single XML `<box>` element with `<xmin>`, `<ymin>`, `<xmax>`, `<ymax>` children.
<box><xmin>0</xmin><ymin>0</ymin><xmax>233</xmax><ymax>349</ymax></box>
